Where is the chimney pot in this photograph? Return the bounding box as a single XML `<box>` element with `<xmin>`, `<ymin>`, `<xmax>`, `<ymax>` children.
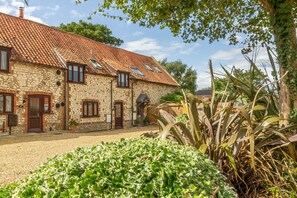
<box><xmin>19</xmin><ymin>7</ymin><xmax>24</xmax><ymax>18</ymax></box>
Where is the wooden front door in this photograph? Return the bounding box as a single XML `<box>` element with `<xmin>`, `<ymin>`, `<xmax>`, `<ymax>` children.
<box><xmin>28</xmin><ymin>96</ymin><xmax>43</xmax><ymax>132</ymax></box>
<box><xmin>114</xmin><ymin>102</ymin><xmax>123</xmax><ymax>129</ymax></box>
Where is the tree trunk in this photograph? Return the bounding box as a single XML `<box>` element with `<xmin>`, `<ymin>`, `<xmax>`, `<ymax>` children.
<box><xmin>279</xmin><ymin>67</ymin><xmax>290</xmax><ymax>126</ymax></box>
<box><xmin>269</xmin><ymin>0</ymin><xmax>297</xmax><ymax>125</ymax></box>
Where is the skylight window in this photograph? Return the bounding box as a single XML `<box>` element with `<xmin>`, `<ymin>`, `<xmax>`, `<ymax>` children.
<box><xmin>90</xmin><ymin>59</ymin><xmax>102</xmax><ymax>69</ymax></box>
<box><xmin>144</xmin><ymin>64</ymin><xmax>153</xmax><ymax>71</ymax></box>
<box><xmin>130</xmin><ymin>67</ymin><xmax>144</xmax><ymax>76</ymax></box>
<box><xmin>153</xmin><ymin>65</ymin><xmax>162</xmax><ymax>73</ymax></box>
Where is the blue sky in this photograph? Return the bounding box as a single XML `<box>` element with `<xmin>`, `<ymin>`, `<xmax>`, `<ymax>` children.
<box><xmin>0</xmin><ymin>0</ymin><xmax>271</xmax><ymax>89</ymax></box>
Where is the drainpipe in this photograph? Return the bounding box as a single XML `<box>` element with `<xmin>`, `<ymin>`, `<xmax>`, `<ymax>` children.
<box><xmin>131</xmin><ymin>81</ymin><xmax>134</xmax><ymax>126</ymax></box>
<box><xmin>63</xmin><ymin>69</ymin><xmax>67</xmax><ymax>130</ymax></box>
<box><xmin>110</xmin><ymin>79</ymin><xmax>115</xmax><ymax>130</ymax></box>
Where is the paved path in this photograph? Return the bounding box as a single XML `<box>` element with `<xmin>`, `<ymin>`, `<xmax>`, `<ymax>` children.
<box><xmin>0</xmin><ymin>126</ymin><xmax>158</xmax><ymax>187</ymax></box>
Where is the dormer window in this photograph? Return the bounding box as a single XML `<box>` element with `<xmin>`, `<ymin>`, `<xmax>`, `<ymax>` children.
<box><xmin>131</xmin><ymin>67</ymin><xmax>144</xmax><ymax>76</ymax></box>
<box><xmin>153</xmin><ymin>65</ymin><xmax>162</xmax><ymax>73</ymax></box>
<box><xmin>68</xmin><ymin>64</ymin><xmax>85</xmax><ymax>83</ymax></box>
<box><xmin>144</xmin><ymin>64</ymin><xmax>153</xmax><ymax>71</ymax></box>
<box><xmin>117</xmin><ymin>72</ymin><xmax>129</xmax><ymax>88</ymax></box>
<box><xmin>0</xmin><ymin>47</ymin><xmax>10</xmax><ymax>72</ymax></box>
<box><xmin>90</xmin><ymin>59</ymin><xmax>102</xmax><ymax>69</ymax></box>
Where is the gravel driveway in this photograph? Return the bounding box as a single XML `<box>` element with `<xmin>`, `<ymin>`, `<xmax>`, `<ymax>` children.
<box><xmin>0</xmin><ymin>126</ymin><xmax>158</xmax><ymax>187</ymax></box>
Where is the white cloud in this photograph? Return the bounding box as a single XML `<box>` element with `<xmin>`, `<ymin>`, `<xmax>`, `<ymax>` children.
<box><xmin>168</xmin><ymin>41</ymin><xmax>200</xmax><ymax>54</ymax></box>
<box><xmin>51</xmin><ymin>5</ymin><xmax>60</xmax><ymax>11</ymax></box>
<box><xmin>126</xmin><ymin>19</ymin><xmax>133</xmax><ymax>25</ymax></box>
<box><xmin>201</xmin><ymin>46</ymin><xmax>277</xmax><ymax>90</ymax></box>
<box><xmin>210</xmin><ymin>48</ymin><xmax>242</xmax><ymax>61</ymax></box>
<box><xmin>70</xmin><ymin>9</ymin><xmax>85</xmax><ymax>18</ymax></box>
<box><xmin>0</xmin><ymin>6</ymin><xmax>13</xmax><ymax>14</ymax></box>
<box><xmin>168</xmin><ymin>41</ymin><xmax>184</xmax><ymax>51</ymax></box>
<box><xmin>43</xmin><ymin>12</ymin><xmax>54</xmax><ymax>18</ymax></box>
<box><xmin>11</xmin><ymin>0</ymin><xmax>23</xmax><ymax>7</ymax></box>
<box><xmin>124</xmin><ymin>38</ymin><xmax>167</xmax><ymax>59</ymax></box>
<box><xmin>26</xmin><ymin>15</ymin><xmax>44</xmax><ymax>23</ymax></box>
<box><xmin>43</xmin><ymin>5</ymin><xmax>60</xmax><ymax>18</ymax></box>
<box><xmin>0</xmin><ymin>0</ymin><xmax>45</xmax><ymax>24</ymax></box>
<box><xmin>124</xmin><ymin>37</ymin><xmax>162</xmax><ymax>51</ymax></box>
<box><xmin>179</xmin><ymin>43</ymin><xmax>200</xmax><ymax>55</ymax></box>
<box><xmin>197</xmin><ymin>70</ymin><xmax>211</xmax><ymax>89</ymax></box>
<box><xmin>124</xmin><ymin>38</ymin><xmax>201</xmax><ymax>61</ymax></box>
<box><xmin>132</xmin><ymin>31</ymin><xmax>144</xmax><ymax>36</ymax></box>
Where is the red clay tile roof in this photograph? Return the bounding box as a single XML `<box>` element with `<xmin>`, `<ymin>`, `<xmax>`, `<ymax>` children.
<box><xmin>0</xmin><ymin>13</ymin><xmax>179</xmax><ymax>87</ymax></box>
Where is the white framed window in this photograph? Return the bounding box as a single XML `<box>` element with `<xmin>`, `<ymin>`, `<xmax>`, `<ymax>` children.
<box><xmin>144</xmin><ymin>64</ymin><xmax>153</xmax><ymax>71</ymax></box>
<box><xmin>131</xmin><ymin>67</ymin><xmax>144</xmax><ymax>76</ymax></box>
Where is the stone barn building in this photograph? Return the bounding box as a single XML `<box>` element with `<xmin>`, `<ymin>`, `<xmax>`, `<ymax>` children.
<box><xmin>0</xmin><ymin>12</ymin><xmax>179</xmax><ymax>133</ymax></box>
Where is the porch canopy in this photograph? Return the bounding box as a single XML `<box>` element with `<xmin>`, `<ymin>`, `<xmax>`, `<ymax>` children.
<box><xmin>136</xmin><ymin>93</ymin><xmax>150</xmax><ymax>105</ymax></box>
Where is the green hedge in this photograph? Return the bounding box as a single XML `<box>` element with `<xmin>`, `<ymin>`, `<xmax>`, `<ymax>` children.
<box><xmin>160</xmin><ymin>93</ymin><xmax>182</xmax><ymax>103</ymax></box>
<box><xmin>0</xmin><ymin>138</ymin><xmax>236</xmax><ymax>197</ymax></box>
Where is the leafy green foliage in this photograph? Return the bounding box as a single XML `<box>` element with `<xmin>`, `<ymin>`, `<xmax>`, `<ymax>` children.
<box><xmin>160</xmin><ymin>93</ymin><xmax>182</xmax><ymax>103</ymax></box>
<box><xmin>159</xmin><ymin>59</ymin><xmax>197</xmax><ymax>93</ymax></box>
<box><xmin>214</xmin><ymin>66</ymin><xmax>267</xmax><ymax>102</ymax></box>
<box><xmin>76</xmin><ymin>0</ymin><xmax>297</xmax><ymax>119</ymax></box>
<box><xmin>0</xmin><ymin>183</ymin><xmax>17</xmax><ymax>198</ymax></box>
<box><xmin>68</xmin><ymin>119</ymin><xmax>79</xmax><ymax>126</ymax></box>
<box><xmin>0</xmin><ymin>138</ymin><xmax>236</xmax><ymax>197</ymax></box>
<box><xmin>157</xmin><ymin>55</ymin><xmax>297</xmax><ymax>196</ymax></box>
<box><xmin>269</xmin><ymin>1</ymin><xmax>297</xmax><ymax>99</ymax></box>
<box><xmin>77</xmin><ymin>0</ymin><xmax>277</xmax><ymax>48</ymax></box>
<box><xmin>176</xmin><ymin>114</ymin><xmax>188</xmax><ymax>125</ymax></box>
<box><xmin>57</xmin><ymin>20</ymin><xmax>123</xmax><ymax>46</ymax></box>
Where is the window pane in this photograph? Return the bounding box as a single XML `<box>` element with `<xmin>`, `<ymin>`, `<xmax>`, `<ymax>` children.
<box><xmin>1</xmin><ymin>51</ymin><xmax>7</xmax><ymax>70</ymax></box>
<box><xmin>73</xmin><ymin>66</ymin><xmax>78</xmax><ymax>82</ymax></box>
<box><xmin>131</xmin><ymin>68</ymin><xmax>144</xmax><ymax>75</ymax></box>
<box><xmin>115</xmin><ymin>104</ymin><xmax>121</xmax><ymax>118</ymax></box>
<box><xmin>121</xmin><ymin>73</ymin><xmax>125</xmax><ymax>86</ymax></box>
<box><xmin>5</xmin><ymin>95</ymin><xmax>12</xmax><ymax>112</ymax></box>
<box><xmin>79</xmin><ymin>67</ymin><xmax>84</xmax><ymax>82</ymax></box>
<box><xmin>154</xmin><ymin>65</ymin><xmax>161</xmax><ymax>73</ymax></box>
<box><xmin>84</xmin><ymin>103</ymin><xmax>88</xmax><ymax>116</ymax></box>
<box><xmin>125</xmin><ymin>74</ymin><xmax>129</xmax><ymax>87</ymax></box>
<box><xmin>88</xmin><ymin>103</ymin><xmax>93</xmax><ymax>116</ymax></box>
<box><xmin>44</xmin><ymin>97</ymin><xmax>49</xmax><ymax>112</ymax></box>
<box><xmin>68</xmin><ymin>66</ymin><xmax>73</xmax><ymax>81</ymax></box>
<box><xmin>0</xmin><ymin>95</ymin><xmax>3</xmax><ymax>113</ymax></box>
<box><xmin>93</xmin><ymin>103</ymin><xmax>98</xmax><ymax>116</ymax></box>
<box><xmin>29</xmin><ymin>97</ymin><xmax>39</xmax><ymax>116</ymax></box>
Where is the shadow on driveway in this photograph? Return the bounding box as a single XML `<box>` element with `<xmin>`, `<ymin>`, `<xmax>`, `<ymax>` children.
<box><xmin>0</xmin><ymin>125</ymin><xmax>159</xmax><ymax>146</ymax></box>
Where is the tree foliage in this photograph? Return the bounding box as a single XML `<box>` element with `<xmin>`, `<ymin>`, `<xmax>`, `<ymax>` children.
<box><xmin>57</xmin><ymin>20</ymin><xmax>123</xmax><ymax>46</ymax></box>
<box><xmin>159</xmin><ymin>59</ymin><xmax>197</xmax><ymax>93</ymax></box>
<box><xmin>76</xmin><ymin>0</ymin><xmax>297</xmax><ymax>121</ymax></box>
<box><xmin>215</xmin><ymin>67</ymin><xmax>267</xmax><ymax>98</ymax></box>
<box><xmin>77</xmin><ymin>0</ymin><xmax>295</xmax><ymax>49</ymax></box>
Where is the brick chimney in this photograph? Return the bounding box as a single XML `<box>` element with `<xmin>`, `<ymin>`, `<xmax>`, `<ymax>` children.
<box><xmin>19</xmin><ymin>7</ymin><xmax>24</xmax><ymax>18</ymax></box>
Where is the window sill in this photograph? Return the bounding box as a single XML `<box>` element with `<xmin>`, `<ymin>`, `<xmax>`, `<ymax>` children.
<box><xmin>0</xmin><ymin>112</ymin><xmax>14</xmax><ymax>115</ymax></box>
<box><xmin>82</xmin><ymin>115</ymin><xmax>100</xmax><ymax>118</ymax></box>
<box><xmin>0</xmin><ymin>69</ymin><xmax>10</xmax><ymax>73</ymax></box>
<box><xmin>117</xmin><ymin>86</ymin><xmax>130</xmax><ymax>89</ymax></box>
<box><xmin>67</xmin><ymin>81</ymin><xmax>86</xmax><ymax>85</ymax></box>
